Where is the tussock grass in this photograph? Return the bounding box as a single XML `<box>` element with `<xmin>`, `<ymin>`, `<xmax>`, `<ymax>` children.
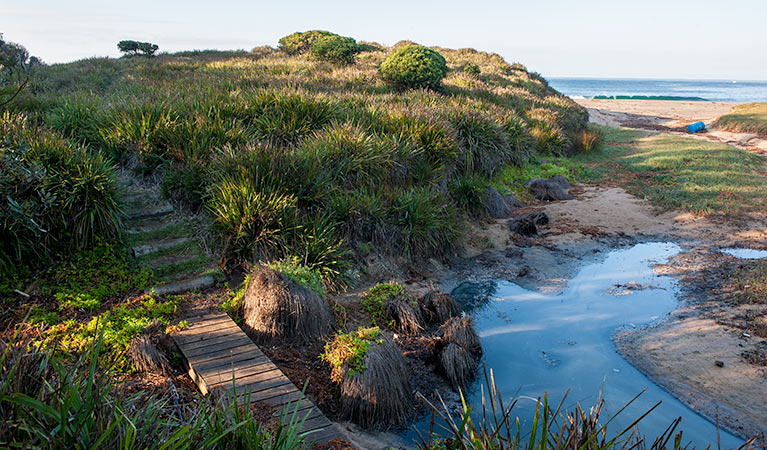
<box><xmin>714</xmin><ymin>102</ymin><xmax>767</xmax><ymax>135</ymax></box>
<box><xmin>6</xmin><ymin>41</ymin><xmax>587</xmax><ymax>288</ymax></box>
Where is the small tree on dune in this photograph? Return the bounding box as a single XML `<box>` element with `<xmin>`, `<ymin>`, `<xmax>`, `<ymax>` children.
<box><xmin>118</xmin><ymin>40</ymin><xmax>159</xmax><ymax>57</ymax></box>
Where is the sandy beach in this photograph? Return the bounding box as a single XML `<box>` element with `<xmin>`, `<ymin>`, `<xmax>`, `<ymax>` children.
<box><xmin>577</xmin><ymin>98</ymin><xmax>767</xmax><ymax>153</ymax></box>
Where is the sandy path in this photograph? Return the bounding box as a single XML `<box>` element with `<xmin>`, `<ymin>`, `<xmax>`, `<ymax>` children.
<box><xmin>577</xmin><ymin>99</ymin><xmax>767</xmax><ymax>154</ymax></box>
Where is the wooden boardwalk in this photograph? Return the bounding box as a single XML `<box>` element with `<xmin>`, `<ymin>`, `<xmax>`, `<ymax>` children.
<box><xmin>173</xmin><ymin>310</ymin><xmax>345</xmax><ymax>445</ymax></box>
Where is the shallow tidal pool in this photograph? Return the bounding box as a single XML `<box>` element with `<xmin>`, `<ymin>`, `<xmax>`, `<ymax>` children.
<box><xmin>407</xmin><ymin>242</ymin><xmax>744</xmax><ymax>448</ymax></box>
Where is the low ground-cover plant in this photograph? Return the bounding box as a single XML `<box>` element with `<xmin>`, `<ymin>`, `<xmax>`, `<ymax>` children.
<box><xmin>379</xmin><ymin>45</ymin><xmax>448</xmax><ymax>89</ymax></box>
<box><xmin>576</xmin><ymin>125</ymin><xmax>767</xmax><ymax>215</ymax></box>
<box><xmin>34</xmin><ymin>294</ymin><xmax>178</xmax><ymax>369</ymax></box>
<box><xmin>320</xmin><ymin>326</ymin><xmax>383</xmax><ymax>381</ymax></box>
<box><xmin>44</xmin><ymin>240</ymin><xmax>152</xmax><ymax>313</ymax></box>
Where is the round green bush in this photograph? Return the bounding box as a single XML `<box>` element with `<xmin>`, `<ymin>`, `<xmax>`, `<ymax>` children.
<box><xmin>278</xmin><ymin>30</ymin><xmax>336</xmax><ymax>55</ymax></box>
<box><xmin>379</xmin><ymin>45</ymin><xmax>448</xmax><ymax>90</ymax></box>
<box><xmin>309</xmin><ymin>35</ymin><xmax>358</xmax><ymax>64</ymax></box>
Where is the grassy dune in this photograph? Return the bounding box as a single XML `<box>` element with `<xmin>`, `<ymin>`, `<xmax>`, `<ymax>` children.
<box><xmin>5</xmin><ymin>44</ymin><xmax>588</xmax><ymax>288</ymax></box>
<box><xmin>714</xmin><ymin>102</ymin><xmax>767</xmax><ymax>135</ymax></box>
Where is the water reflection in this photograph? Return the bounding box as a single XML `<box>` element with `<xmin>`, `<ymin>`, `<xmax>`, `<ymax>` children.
<box><xmin>409</xmin><ymin>243</ymin><xmax>744</xmax><ymax>448</ymax></box>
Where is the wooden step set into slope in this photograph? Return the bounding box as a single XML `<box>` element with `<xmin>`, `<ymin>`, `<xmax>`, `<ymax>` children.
<box><xmin>118</xmin><ymin>176</ymin><xmax>221</xmax><ymax>295</ymax></box>
<box><xmin>173</xmin><ymin>310</ymin><xmax>345</xmax><ymax>444</ymax></box>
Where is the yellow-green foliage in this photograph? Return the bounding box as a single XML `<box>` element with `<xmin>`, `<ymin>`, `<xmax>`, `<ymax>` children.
<box><xmin>714</xmin><ymin>102</ymin><xmax>767</xmax><ymax>135</ymax></box>
<box><xmin>362</xmin><ymin>282</ymin><xmax>404</xmax><ymax>325</ymax></box>
<box><xmin>321</xmin><ymin>326</ymin><xmax>382</xmax><ymax>382</ymax></box>
<box><xmin>36</xmin><ymin>295</ymin><xmax>179</xmax><ymax>368</ymax></box>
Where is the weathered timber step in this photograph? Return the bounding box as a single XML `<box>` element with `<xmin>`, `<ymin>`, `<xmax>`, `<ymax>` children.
<box><xmin>127</xmin><ymin>203</ymin><xmax>174</xmax><ymax>221</ymax></box>
<box><xmin>172</xmin><ymin>311</ymin><xmax>345</xmax><ymax>445</ymax></box>
<box><xmin>133</xmin><ymin>237</ymin><xmax>192</xmax><ymax>258</ymax></box>
<box><xmin>146</xmin><ymin>274</ymin><xmax>216</xmax><ymax>296</ymax></box>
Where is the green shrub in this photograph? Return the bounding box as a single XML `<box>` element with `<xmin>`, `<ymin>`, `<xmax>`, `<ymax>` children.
<box><xmin>379</xmin><ymin>45</ymin><xmax>448</xmax><ymax>90</ymax></box>
<box><xmin>292</xmin><ymin>213</ymin><xmax>352</xmax><ymax>291</ymax></box>
<box><xmin>246</xmin><ymin>90</ymin><xmax>337</xmax><ymax>146</ymax></box>
<box><xmin>449</xmin><ymin>174</ymin><xmax>489</xmax><ymax>216</ymax></box>
<box><xmin>309</xmin><ymin>35</ymin><xmax>358</xmax><ymax>64</ymax></box>
<box><xmin>0</xmin><ymin>113</ymin><xmax>121</xmax><ymax>275</ymax></box>
<box><xmin>448</xmin><ymin>111</ymin><xmax>509</xmax><ymax>176</ymax></box>
<box><xmin>278</xmin><ymin>30</ymin><xmax>337</xmax><ymax>55</ymax></box>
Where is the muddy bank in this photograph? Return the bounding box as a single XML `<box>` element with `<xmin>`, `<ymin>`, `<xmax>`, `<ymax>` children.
<box><xmin>442</xmin><ymin>183</ymin><xmax>767</xmax><ymax>443</ymax></box>
<box><xmin>616</xmin><ymin>248</ymin><xmax>767</xmax><ymax>442</ymax></box>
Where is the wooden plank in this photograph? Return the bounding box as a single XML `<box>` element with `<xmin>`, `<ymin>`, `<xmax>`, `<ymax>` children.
<box><xmin>305</xmin><ymin>426</ymin><xmax>343</xmax><ymax>443</ymax></box>
<box><xmin>179</xmin><ymin>334</ymin><xmax>253</xmax><ymax>359</ymax></box>
<box><xmin>240</xmin><ymin>382</ymin><xmax>297</xmax><ymax>403</ymax></box>
<box><xmin>187</xmin><ymin>343</ymin><xmax>261</xmax><ymax>366</ymax></box>
<box><xmin>206</xmin><ymin>360</ymin><xmax>277</xmax><ymax>387</ymax></box>
<box><xmin>181</xmin><ymin>332</ymin><xmax>252</xmax><ymax>351</ymax></box>
<box><xmin>175</xmin><ymin>320</ymin><xmax>238</xmax><ymax>341</ymax></box>
<box><xmin>194</xmin><ymin>353</ymin><xmax>269</xmax><ymax>376</ymax></box>
<box><xmin>173</xmin><ymin>311</ymin><xmax>347</xmax><ymax>445</ymax></box>
<box><xmin>220</xmin><ymin>368</ymin><xmax>285</xmax><ymax>391</ymax></box>
<box><xmin>232</xmin><ymin>376</ymin><xmax>292</xmax><ymax>396</ymax></box>
<box><xmin>300</xmin><ymin>415</ymin><xmax>333</xmax><ymax>433</ymax></box>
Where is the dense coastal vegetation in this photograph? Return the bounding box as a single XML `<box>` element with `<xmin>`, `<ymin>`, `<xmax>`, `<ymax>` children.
<box><xmin>7</xmin><ymin>29</ymin><xmax>763</xmax><ymax>449</ymax></box>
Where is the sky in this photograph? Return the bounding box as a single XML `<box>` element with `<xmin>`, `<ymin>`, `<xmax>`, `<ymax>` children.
<box><xmin>1</xmin><ymin>0</ymin><xmax>766</xmax><ymax>80</ymax></box>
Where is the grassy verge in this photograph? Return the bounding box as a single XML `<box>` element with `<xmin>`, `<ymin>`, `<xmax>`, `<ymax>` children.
<box><xmin>573</xmin><ymin>125</ymin><xmax>767</xmax><ymax>215</ymax></box>
<box><xmin>714</xmin><ymin>102</ymin><xmax>767</xmax><ymax>135</ymax></box>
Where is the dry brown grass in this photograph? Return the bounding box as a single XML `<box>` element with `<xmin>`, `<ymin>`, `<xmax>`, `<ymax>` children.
<box><xmin>242</xmin><ymin>265</ymin><xmax>335</xmax><ymax>343</ymax></box>
<box><xmin>338</xmin><ymin>333</ymin><xmax>412</xmax><ymax>429</ymax></box>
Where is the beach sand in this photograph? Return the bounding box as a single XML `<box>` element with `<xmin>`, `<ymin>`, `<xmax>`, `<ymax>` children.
<box><xmin>568</xmin><ymin>99</ymin><xmax>767</xmax><ymax>442</ymax></box>
<box><xmin>576</xmin><ymin>98</ymin><xmax>767</xmax><ymax>153</ymax></box>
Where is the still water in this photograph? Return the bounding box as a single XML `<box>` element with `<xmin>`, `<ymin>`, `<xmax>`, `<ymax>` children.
<box><xmin>407</xmin><ymin>242</ymin><xmax>744</xmax><ymax>448</ymax></box>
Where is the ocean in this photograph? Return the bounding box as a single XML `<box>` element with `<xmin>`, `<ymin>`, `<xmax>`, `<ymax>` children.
<box><xmin>548</xmin><ymin>78</ymin><xmax>767</xmax><ymax>103</ymax></box>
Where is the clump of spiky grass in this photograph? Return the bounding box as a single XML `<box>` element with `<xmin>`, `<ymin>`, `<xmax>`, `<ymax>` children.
<box><xmin>323</xmin><ymin>328</ymin><xmax>413</xmax><ymax>429</ymax></box>
<box><xmin>242</xmin><ymin>264</ymin><xmax>335</xmax><ymax>343</ymax></box>
<box><xmin>416</xmin><ymin>365</ymin><xmax>758</xmax><ymax>450</ymax></box>
<box><xmin>1</xmin><ymin>332</ymin><xmax>313</xmax><ymax>449</ymax></box>
<box><xmin>421</xmin><ymin>291</ymin><xmax>460</xmax><ymax>325</ymax></box>
<box><xmin>437</xmin><ymin>317</ymin><xmax>482</xmax><ymax>388</ymax></box>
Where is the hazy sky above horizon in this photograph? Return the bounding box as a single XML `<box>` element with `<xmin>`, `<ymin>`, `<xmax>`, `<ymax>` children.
<box><xmin>2</xmin><ymin>0</ymin><xmax>765</xmax><ymax>80</ymax></box>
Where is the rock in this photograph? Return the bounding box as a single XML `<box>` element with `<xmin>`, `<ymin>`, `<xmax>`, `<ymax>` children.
<box><xmin>504</xmin><ymin>247</ymin><xmax>523</xmax><ymax>259</ymax></box>
<box><xmin>483</xmin><ymin>186</ymin><xmax>512</xmax><ymax>218</ymax></box>
<box><xmin>526</xmin><ymin>176</ymin><xmax>573</xmax><ymax>201</ymax></box>
<box><xmin>715</xmin><ymin>360</ymin><xmax>725</xmax><ymax>368</ymax></box>
<box><xmin>508</xmin><ymin>211</ymin><xmax>550</xmax><ymax>236</ymax></box>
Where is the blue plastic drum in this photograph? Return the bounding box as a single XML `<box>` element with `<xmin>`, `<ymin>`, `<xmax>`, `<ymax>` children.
<box><xmin>687</xmin><ymin>121</ymin><xmax>706</xmax><ymax>133</ymax></box>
